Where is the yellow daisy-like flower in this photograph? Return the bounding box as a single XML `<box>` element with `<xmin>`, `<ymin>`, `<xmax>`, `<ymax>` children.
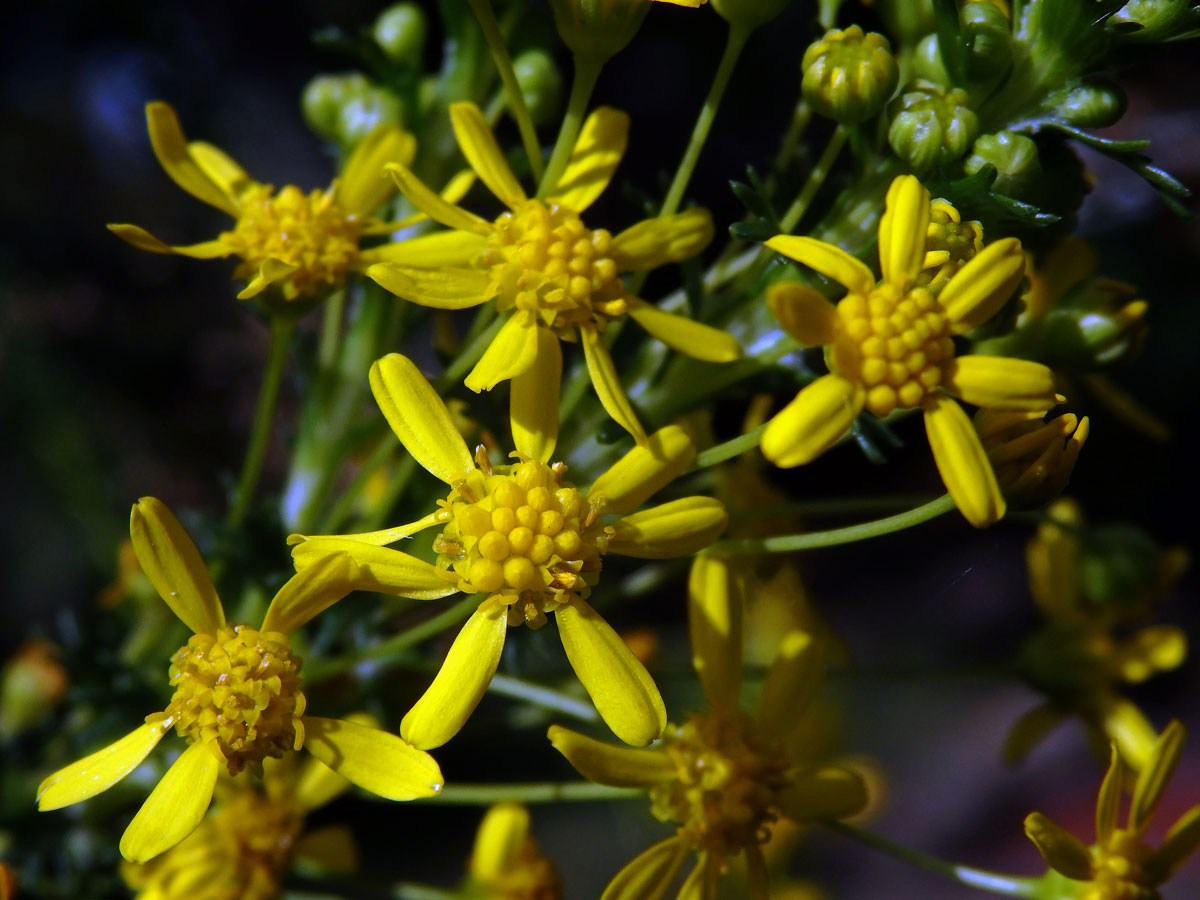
<box><xmin>467</xmin><ymin>804</ymin><xmax>563</xmax><ymax>900</ymax></box>
<box><xmin>108</xmin><ymin>102</ymin><xmax>454</xmax><ymax>305</ymax></box>
<box><xmin>761</xmin><ymin>174</ymin><xmax>1060</xmax><ymax>527</ymax></box>
<box><xmin>1025</xmin><ymin>723</ymin><xmax>1200</xmax><ymax>900</ymax></box>
<box><xmin>548</xmin><ymin>555</ymin><xmax>866</xmax><ymax>900</ymax></box>
<box><xmin>36</xmin><ymin>498</ymin><xmax>442</xmax><ymax>863</ymax></box>
<box><xmin>289</xmin><ymin>353</ymin><xmax>728</xmax><ymax>749</ymax></box>
<box><xmin>366</xmin><ymin>102</ymin><xmax>741</xmax><ymax>445</ymax></box>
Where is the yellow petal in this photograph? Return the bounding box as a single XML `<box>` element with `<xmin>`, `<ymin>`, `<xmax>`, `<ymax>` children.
<box><xmin>401</xmin><ymin>608</ymin><xmax>508</xmax><ymax>749</ymax></box>
<box><xmin>187</xmin><ymin>141</ymin><xmax>251</xmax><ymax>201</ymax></box>
<box><xmin>940</xmin><ymin>237</ymin><xmax>1025</xmax><ymax>334</ymax></box>
<box><xmin>1023</xmin><ymin>812</ymin><xmax>1093</xmax><ymax>880</ymax></box>
<box><xmin>763</xmin><ymin>235</ymin><xmax>875</xmax><ymax>295</ymax></box>
<box><xmin>546</xmin><ymin>725</ymin><xmax>676</xmax><ymax>786</ymax></box>
<box><xmin>144</xmin><ymin>102</ymin><xmax>239</xmax><ymax>217</ymax></box>
<box><xmin>877</xmin><ymin>175</ymin><xmax>930</xmax><ymax>290</ymax></box>
<box><xmin>556</xmin><ymin>598</ymin><xmax>666</xmax><ymax>747</ymax></box>
<box><xmin>385</xmin><ymin>162</ymin><xmax>492</xmax><ymax>235</ymax></box>
<box><xmin>1131</xmin><ymin>720</ymin><xmax>1186</xmax><ymax>832</ymax></box>
<box><xmin>776</xmin><ymin>766</ymin><xmax>867</xmax><ymax>822</ymax></box>
<box><xmin>441</xmin><ymin>168</ymin><xmax>478</xmax><ymax>205</ymax></box>
<box><xmin>1116</xmin><ymin>625</ymin><xmax>1187</xmax><ymax>683</ymax></box>
<box><xmin>761</xmin><ymin>375</ymin><xmax>863</xmax><ymax>468</ymax></box>
<box><xmin>767</xmin><ymin>281</ymin><xmax>838</xmax><ymax>345</ymax></box>
<box><xmin>290</xmin><ymin>538</ymin><xmax>458</xmax><ymax>600</ymax></box>
<box><xmin>337</xmin><ymin>123</ymin><xmax>417</xmax><ymax>216</ymax></box>
<box><xmin>236</xmin><ymin>257</ymin><xmax>299</xmax><ymax>300</ymax></box>
<box><xmin>107</xmin><ymin>224</ymin><xmax>231</xmax><ymax>258</ymax></box>
<box><xmin>37</xmin><ymin>721</ymin><xmax>170</xmax><ymax>811</ymax></box>
<box><xmin>756</xmin><ymin>630</ymin><xmax>824</xmax><ymax>738</ymax></box>
<box><xmin>261</xmin><ymin>551</ymin><xmax>358</xmax><ymax>634</ymax></box>
<box><xmin>470</xmin><ymin>803</ymin><xmax>529</xmax><ymax>881</ymax></box>
<box><xmin>287</xmin><ymin>511</ymin><xmax>448</xmax><ymax>548</ymax></box>
<box><xmin>293</xmin><ymin>757</ymin><xmax>352</xmax><ymax>814</ymax></box>
<box><xmin>130</xmin><ymin>497</ymin><xmax>224</xmax><ymax>635</ymax></box>
<box><xmin>370</xmin><ymin>353</ymin><xmax>474</xmax><ymax>483</ymax></box>
<box><xmin>1152</xmin><ymin>804</ymin><xmax>1200</xmax><ymax>882</ymax></box>
<box><xmin>600</xmin><ymin>836</ymin><xmax>690</xmax><ymax>900</ymax></box>
<box><xmin>1095</xmin><ymin>745</ymin><xmax>1123</xmax><ymax>844</ymax></box>
<box><xmin>676</xmin><ymin>856</ymin><xmax>713</xmax><ymax>900</ymax></box>
<box><xmin>450</xmin><ymin>102</ymin><xmax>527</xmax><ymax>209</ymax></box>
<box><xmin>581</xmin><ymin>327</ymin><xmax>647</xmax><ymax>445</ymax></box>
<box><xmin>366</xmin><ymin>261</ymin><xmax>494</xmax><ymax>309</ymax></box>
<box><xmin>465</xmin><ymin>312</ymin><xmax>541</xmax><ymax>392</ymax></box>
<box><xmin>365</xmin><ymin>230</ymin><xmax>488</xmax><ymax>267</ymax></box>
<box><xmin>608</xmin><ymin>497</ymin><xmax>728</xmax><ymax>559</ymax></box>
<box><xmin>293</xmin><ymin>825</ymin><xmax>359</xmax><ymax>873</ymax></box>
<box><xmin>923</xmin><ymin>394</ymin><xmax>1005</xmax><ymax>528</ymax></box>
<box><xmin>611</xmin><ymin>209</ymin><xmax>713</xmax><ymax>271</ymax></box>
<box><xmin>626</xmin><ymin>298</ymin><xmax>741</xmax><ymax>362</ymax></box>
<box><xmin>511</xmin><ymin>327</ymin><xmax>562</xmax><ymax>463</ymax></box>
<box><xmin>687</xmin><ymin>554</ymin><xmax>743</xmax><ymax>711</ymax></box>
<box><xmin>943</xmin><ymin>356</ymin><xmax>1060</xmax><ymax>411</ymax></box>
<box><xmin>1101</xmin><ymin>697</ymin><xmax>1157</xmax><ymax>773</ymax></box>
<box><xmin>119</xmin><ymin>741</ymin><xmax>220</xmax><ymax>863</ymax></box>
<box><xmin>302</xmin><ymin>716</ymin><xmax>443</xmax><ymax>800</ymax></box>
<box><xmin>547</xmin><ymin>107</ymin><xmax>628</xmax><ymax>213</ymax></box>
<box><xmin>588</xmin><ymin>424</ymin><xmax>696</xmax><ymax>516</ymax></box>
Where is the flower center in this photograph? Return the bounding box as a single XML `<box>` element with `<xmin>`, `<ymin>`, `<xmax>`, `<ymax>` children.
<box><xmin>222</xmin><ymin>184</ymin><xmax>361</xmax><ymax>299</ymax></box>
<box><xmin>649</xmin><ymin>711</ymin><xmax>791</xmax><ymax>861</ymax></box>
<box><xmin>434</xmin><ymin>455</ymin><xmax>611</xmax><ymax>628</ymax></box>
<box><xmin>831</xmin><ymin>282</ymin><xmax>954</xmax><ymax>417</ymax></box>
<box><xmin>161</xmin><ymin>625</ymin><xmax>306</xmax><ymax>776</ymax></box>
<box><xmin>1083</xmin><ymin>829</ymin><xmax>1157</xmax><ymax>900</ymax></box>
<box><xmin>482</xmin><ymin>200</ymin><xmax>625</xmax><ymax>335</ymax></box>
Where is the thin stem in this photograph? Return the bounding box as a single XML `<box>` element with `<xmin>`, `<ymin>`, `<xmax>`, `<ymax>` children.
<box><xmin>435</xmin><ymin>314</ymin><xmax>504</xmax><ymax>392</ymax></box>
<box><xmin>488</xmin><ymin>674</ymin><xmax>599</xmax><ymax>722</ymax></box>
<box><xmin>416</xmin><ymin>781</ymin><xmax>643</xmax><ymax>804</ymax></box>
<box><xmin>466</xmin><ymin>0</ymin><xmax>544</xmax><ymax>183</ymax></box>
<box><xmin>707</xmin><ymin>493</ymin><xmax>956</xmax><ymax>554</ymax></box>
<box><xmin>823</xmin><ymin>821</ymin><xmax>1041</xmax><ymax>898</ymax></box>
<box><xmin>317</xmin><ymin>288</ymin><xmax>345</xmax><ymax>371</ymax></box>
<box><xmin>315</xmin><ymin>431</ymin><xmax>395</xmax><ymax>535</ymax></box>
<box><xmin>226</xmin><ymin>313</ymin><xmax>297</xmax><ymax>531</ymax></box>
<box><xmin>356</xmin><ymin>453</ymin><xmax>418</xmax><ymax>532</ymax></box>
<box><xmin>728</xmin><ymin>494</ymin><xmax>939</xmax><ymax>519</ymax></box>
<box><xmin>769</xmin><ymin>100</ymin><xmax>814</xmax><ymax>184</ymax></box>
<box><xmin>538</xmin><ymin>54</ymin><xmax>603</xmax><ymax>198</ymax></box>
<box><xmin>779</xmin><ymin>124</ymin><xmax>848</xmax><ymax>232</ymax></box>
<box><xmin>692</xmin><ymin>424</ymin><xmax>765</xmax><ymax>470</ymax></box>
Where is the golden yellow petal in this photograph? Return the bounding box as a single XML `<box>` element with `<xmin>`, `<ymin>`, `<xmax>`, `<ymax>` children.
<box><xmin>1131</xmin><ymin>719</ymin><xmax>1186</xmax><ymax>832</ymax></box>
<box><xmin>556</xmin><ymin>598</ymin><xmax>666</xmax><ymax>747</ymax></box>
<box><xmin>470</xmin><ymin>803</ymin><xmax>530</xmax><ymax>881</ymax></box>
<box><xmin>385</xmin><ymin>162</ymin><xmax>492</xmax><ymax>235</ymax></box>
<box><xmin>943</xmin><ymin>356</ymin><xmax>1060</xmax><ymax>411</ymax></box>
<box><xmin>1023</xmin><ymin>812</ymin><xmax>1094</xmax><ymax>880</ymax></box>
<box><xmin>546</xmin><ymin>725</ymin><xmax>676</xmax><ymax>787</ymax></box>
<box><xmin>1095</xmin><ymin>744</ymin><xmax>1123</xmax><ymax>844</ymax></box>
<box><xmin>776</xmin><ymin>766</ymin><xmax>867</xmax><ymax>822</ymax></box>
<box><xmin>940</xmin><ymin>237</ymin><xmax>1025</xmax><ymax>334</ymax></box>
<box><xmin>687</xmin><ymin>554</ymin><xmax>743</xmax><ymax>712</ymax></box>
<box><xmin>767</xmin><ymin>281</ymin><xmax>838</xmax><ymax>346</ymax></box>
<box><xmin>302</xmin><ymin>716</ymin><xmax>443</xmax><ymax>800</ymax></box>
<box><xmin>365</xmin><ymin>229</ymin><xmax>488</xmax><ymax>268</ymax></box>
<box><xmin>144</xmin><ymin>102</ymin><xmax>239</xmax><ymax>217</ymax></box>
<box><xmin>370</xmin><ymin>353</ymin><xmax>474</xmax><ymax>483</ymax></box>
<box><xmin>588</xmin><ymin>424</ymin><xmax>696</xmax><ymax>516</ymax></box>
<box><xmin>761</xmin><ymin>375</ymin><xmax>863</xmax><ymax>468</ymax></box>
<box><xmin>547</xmin><ymin>107</ymin><xmax>629</xmax><ymax>213</ymax></box>
<box><xmin>37</xmin><ymin>721</ymin><xmax>170</xmax><ymax>811</ymax></box>
<box><xmin>287</xmin><ymin>511</ymin><xmax>448</xmax><ymax>549</ymax></box>
<box><xmin>450</xmin><ymin>102</ymin><xmax>527</xmax><ymax>209</ymax></box>
<box><xmin>130</xmin><ymin>497</ymin><xmax>224</xmax><ymax>635</ymax></box>
<box><xmin>465</xmin><ymin>312</ymin><xmax>541</xmax><ymax>392</ymax></box>
<box><xmin>119</xmin><ymin>741</ymin><xmax>220</xmax><ymax>863</ymax></box>
<box><xmin>581</xmin><ymin>327</ymin><xmax>648</xmax><ymax>445</ymax></box>
<box><xmin>290</xmin><ymin>538</ymin><xmax>459</xmax><ymax>601</ymax></box>
<box><xmin>236</xmin><ymin>257</ymin><xmax>299</xmax><ymax>300</ymax></box>
<box><xmin>106</xmin><ymin>224</ymin><xmax>231</xmax><ymax>258</ymax></box>
<box><xmin>511</xmin><ymin>327</ymin><xmax>562</xmax><ymax>464</ymax></box>
<box><xmin>337</xmin><ymin>123</ymin><xmax>417</xmax><ymax>216</ymax></box>
<box><xmin>608</xmin><ymin>497</ymin><xmax>728</xmax><ymax>559</ymax></box>
<box><xmin>1100</xmin><ymin>697</ymin><xmax>1157</xmax><ymax>773</ymax></box>
<box><xmin>610</xmin><ymin>209</ymin><xmax>714</xmax><ymax>272</ymax></box>
<box><xmin>923</xmin><ymin>394</ymin><xmax>1005</xmax><ymax>528</ymax></box>
<box><xmin>187</xmin><ymin>140</ymin><xmax>251</xmax><ymax>201</ymax></box>
<box><xmin>400</xmin><ymin>608</ymin><xmax>508</xmax><ymax>749</ymax></box>
<box><xmin>261</xmin><ymin>551</ymin><xmax>358</xmax><ymax>635</ymax></box>
<box><xmin>763</xmin><ymin>235</ymin><xmax>875</xmax><ymax>295</ymax></box>
<box><xmin>756</xmin><ymin>630</ymin><xmax>824</xmax><ymax>738</ymax></box>
<box><xmin>600</xmin><ymin>836</ymin><xmax>691</xmax><ymax>900</ymax></box>
<box><xmin>366</xmin><ymin>261</ymin><xmax>495</xmax><ymax>309</ymax></box>
<box><xmin>626</xmin><ymin>298</ymin><xmax>742</xmax><ymax>362</ymax></box>
<box><xmin>877</xmin><ymin>175</ymin><xmax>930</xmax><ymax>290</ymax></box>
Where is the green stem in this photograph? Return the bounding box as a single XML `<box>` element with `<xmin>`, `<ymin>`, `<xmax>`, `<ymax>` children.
<box><xmin>314</xmin><ymin>431</ymin><xmax>396</xmax><ymax>535</ymax></box>
<box><xmin>317</xmin><ymin>288</ymin><xmax>345</xmax><ymax>371</ymax></box>
<box><xmin>707</xmin><ymin>493</ymin><xmax>956</xmax><ymax>554</ymax></box>
<box><xmin>435</xmin><ymin>314</ymin><xmax>504</xmax><ymax>392</ymax></box>
<box><xmin>779</xmin><ymin>124</ymin><xmax>848</xmax><ymax>232</ymax></box>
<box><xmin>727</xmin><ymin>494</ymin><xmax>939</xmax><ymax>519</ymax></box>
<box><xmin>824</xmin><ymin>821</ymin><xmax>1041</xmax><ymax>898</ymax></box>
<box><xmin>538</xmin><ymin>54</ymin><xmax>603</xmax><ymax>198</ymax></box>
<box><xmin>417</xmin><ymin>781</ymin><xmax>643</xmax><ymax>804</ymax></box>
<box><xmin>488</xmin><ymin>674</ymin><xmax>599</xmax><ymax>722</ymax></box>
<box><xmin>466</xmin><ymin>0</ymin><xmax>544</xmax><ymax>183</ymax></box>
<box><xmin>226</xmin><ymin>313</ymin><xmax>297</xmax><ymax>531</ymax></box>
<box><xmin>769</xmin><ymin>100</ymin><xmax>814</xmax><ymax>184</ymax></box>
<box><xmin>692</xmin><ymin>424</ymin><xmax>765</xmax><ymax>470</ymax></box>
<box><xmin>357</xmin><ymin>453</ymin><xmax>419</xmax><ymax>532</ymax></box>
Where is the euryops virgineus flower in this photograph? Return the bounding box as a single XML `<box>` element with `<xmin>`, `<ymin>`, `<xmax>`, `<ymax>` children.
<box><xmin>975</xmin><ymin>407</ymin><xmax>1088</xmax><ymax>507</ymax></box>
<box><xmin>761</xmin><ymin>174</ymin><xmax>1060</xmax><ymax>527</ymax></box>
<box><xmin>1025</xmin><ymin>722</ymin><xmax>1200</xmax><ymax>900</ymax></box>
<box><xmin>366</xmin><ymin>102</ymin><xmax>741</xmax><ymax>445</ymax></box>
<box><xmin>37</xmin><ymin>498</ymin><xmax>443</xmax><ymax>863</ymax></box>
<box><xmin>801</xmin><ymin>26</ymin><xmax>898</xmax><ymax>124</ymax></box>
<box><xmin>288</xmin><ymin>353</ymin><xmax>728</xmax><ymax>749</ymax></box>
<box><xmin>1006</xmin><ymin>499</ymin><xmax>1187</xmax><ymax>769</ymax></box>
<box><xmin>467</xmin><ymin>804</ymin><xmax>562</xmax><ymax>900</ymax></box>
<box><xmin>108</xmin><ymin>102</ymin><xmax>438</xmax><ymax>305</ymax></box>
<box><xmin>548</xmin><ymin>555</ymin><xmax>867</xmax><ymax>900</ymax></box>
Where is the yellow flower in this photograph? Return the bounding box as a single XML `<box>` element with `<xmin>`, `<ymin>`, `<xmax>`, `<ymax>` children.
<box><xmin>468</xmin><ymin>804</ymin><xmax>563</xmax><ymax>900</ymax></box>
<box><xmin>121</xmin><ymin>739</ymin><xmax>364</xmax><ymax>900</ymax></box>
<box><xmin>289</xmin><ymin>353</ymin><xmax>728</xmax><ymax>749</ymax></box>
<box><xmin>36</xmin><ymin>498</ymin><xmax>442</xmax><ymax>863</ymax></box>
<box><xmin>1006</xmin><ymin>499</ymin><xmax>1188</xmax><ymax>770</ymax></box>
<box><xmin>367</xmin><ymin>102</ymin><xmax>741</xmax><ymax>445</ymax></box>
<box><xmin>548</xmin><ymin>555</ymin><xmax>866</xmax><ymax>900</ymax></box>
<box><xmin>761</xmin><ymin>174</ymin><xmax>1060</xmax><ymax>527</ymax></box>
<box><xmin>1025</xmin><ymin>723</ymin><xmax>1200</xmax><ymax>900</ymax></box>
<box><xmin>975</xmin><ymin>407</ymin><xmax>1088</xmax><ymax>506</ymax></box>
<box><xmin>920</xmin><ymin>198</ymin><xmax>984</xmax><ymax>291</ymax></box>
<box><xmin>108</xmin><ymin>102</ymin><xmax>446</xmax><ymax>306</ymax></box>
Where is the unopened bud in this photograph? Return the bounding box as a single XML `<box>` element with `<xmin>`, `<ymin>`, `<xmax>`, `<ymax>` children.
<box><xmin>1048</xmin><ymin>83</ymin><xmax>1126</xmax><ymax>128</ymax></box>
<box><xmin>1109</xmin><ymin>0</ymin><xmax>1195</xmax><ymax>41</ymax></box>
<box><xmin>513</xmin><ymin>49</ymin><xmax>562</xmax><ymax>126</ymax></box>
<box><xmin>801</xmin><ymin>26</ymin><xmax>899</xmax><ymax>124</ymax></box>
<box><xmin>976</xmin><ymin>408</ymin><xmax>1087</xmax><ymax>508</ymax></box>
<box><xmin>336</xmin><ymin>86</ymin><xmax>404</xmax><ymax>147</ymax></box>
<box><xmin>711</xmin><ymin>0</ymin><xmax>791</xmax><ymax>28</ymax></box>
<box><xmin>962</xmin><ymin>1</ymin><xmax>1013</xmax><ymax>80</ymax></box>
<box><xmin>302</xmin><ymin>73</ymin><xmax>373</xmax><ymax>142</ymax></box>
<box><xmin>965</xmin><ymin>131</ymin><xmax>1041</xmax><ymax>195</ymax></box>
<box><xmin>548</xmin><ymin>0</ymin><xmax>651</xmax><ymax>64</ymax></box>
<box><xmin>374</xmin><ymin>3</ymin><xmax>428</xmax><ymax>66</ymax></box>
<box><xmin>0</xmin><ymin>641</ymin><xmax>68</xmax><ymax>739</ymax></box>
<box><xmin>888</xmin><ymin>82</ymin><xmax>979</xmax><ymax>173</ymax></box>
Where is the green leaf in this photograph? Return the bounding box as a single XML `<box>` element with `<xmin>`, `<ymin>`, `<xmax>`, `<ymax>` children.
<box><xmin>1042</xmin><ymin>122</ymin><xmax>1150</xmax><ymax>155</ymax></box>
<box><xmin>933</xmin><ymin>0</ymin><xmax>968</xmax><ymax>85</ymax></box>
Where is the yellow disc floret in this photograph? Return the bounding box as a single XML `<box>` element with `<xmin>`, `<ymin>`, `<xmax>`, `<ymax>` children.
<box><xmin>920</xmin><ymin>199</ymin><xmax>984</xmax><ymax>290</ymax></box>
<box><xmin>221</xmin><ymin>183</ymin><xmax>362</xmax><ymax>299</ymax></box>
<box><xmin>830</xmin><ymin>283</ymin><xmax>954</xmax><ymax>417</ymax></box>
<box><xmin>650</xmin><ymin>711</ymin><xmax>790</xmax><ymax>861</ymax></box>
<box><xmin>434</xmin><ymin>453</ymin><xmax>611</xmax><ymax>628</ymax></box>
<box><xmin>162</xmin><ymin>625</ymin><xmax>306</xmax><ymax>776</ymax></box>
<box><xmin>1083</xmin><ymin>830</ymin><xmax>1157</xmax><ymax>900</ymax></box>
<box><xmin>482</xmin><ymin>200</ymin><xmax>625</xmax><ymax>336</ymax></box>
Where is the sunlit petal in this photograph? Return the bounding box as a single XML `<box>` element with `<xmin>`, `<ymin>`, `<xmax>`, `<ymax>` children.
<box><xmin>761</xmin><ymin>375</ymin><xmax>863</xmax><ymax>468</ymax></box>
<box><xmin>450</xmin><ymin>102</ymin><xmax>527</xmax><ymax>209</ymax></box>
<box><xmin>923</xmin><ymin>394</ymin><xmax>1005</xmax><ymax>528</ymax></box>
<box><xmin>119</xmin><ymin>742</ymin><xmax>220</xmax><ymax>863</ymax></box>
<box><xmin>130</xmin><ymin>497</ymin><xmax>224</xmax><ymax>635</ymax></box>
<box><xmin>303</xmin><ymin>716</ymin><xmax>443</xmax><ymax>800</ymax></box>
<box><xmin>37</xmin><ymin>721</ymin><xmax>170</xmax><ymax>811</ymax></box>
<box><xmin>588</xmin><ymin>424</ymin><xmax>695</xmax><ymax>516</ymax></box>
<box><xmin>547</xmin><ymin>107</ymin><xmax>629</xmax><ymax>213</ymax></box>
<box><xmin>547</xmin><ymin>725</ymin><xmax>676</xmax><ymax>786</ymax></box>
<box><xmin>763</xmin><ymin>235</ymin><xmax>874</xmax><ymax>295</ymax></box>
<box><xmin>611</xmin><ymin>209</ymin><xmax>713</xmax><ymax>272</ymax></box>
<box><xmin>581</xmin><ymin>327</ymin><xmax>647</xmax><ymax>444</ymax></box>
<box><xmin>511</xmin><ymin>327</ymin><xmax>562</xmax><ymax>463</ymax></box>
<box><xmin>767</xmin><ymin>281</ymin><xmax>838</xmax><ymax>345</ymax></box>
<box><xmin>465</xmin><ymin>312</ymin><xmax>540</xmax><ymax>392</ymax></box>
<box><xmin>608</xmin><ymin>497</ymin><xmax>728</xmax><ymax>559</ymax></box>
<box><xmin>627</xmin><ymin>298</ymin><xmax>741</xmax><ymax>362</ymax></box>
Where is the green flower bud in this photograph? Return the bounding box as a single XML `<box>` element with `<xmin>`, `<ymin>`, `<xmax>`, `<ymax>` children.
<box><xmin>513</xmin><ymin>49</ymin><xmax>563</xmax><ymax>127</ymax></box>
<box><xmin>548</xmin><ymin>0</ymin><xmax>651</xmax><ymax>63</ymax></box>
<box><xmin>961</xmin><ymin>1</ymin><xmax>1012</xmax><ymax>80</ymax></box>
<box><xmin>801</xmin><ymin>26</ymin><xmax>899</xmax><ymax>124</ymax></box>
<box><xmin>711</xmin><ymin>0</ymin><xmax>792</xmax><ymax>28</ymax></box>
<box><xmin>1047</xmin><ymin>83</ymin><xmax>1126</xmax><ymax>128</ymax></box>
<box><xmin>965</xmin><ymin>131</ymin><xmax>1041</xmax><ymax>196</ymax></box>
<box><xmin>1109</xmin><ymin>0</ymin><xmax>1195</xmax><ymax>41</ymax></box>
<box><xmin>887</xmin><ymin>82</ymin><xmax>979</xmax><ymax>173</ymax></box>
<box><xmin>911</xmin><ymin>34</ymin><xmax>949</xmax><ymax>85</ymax></box>
<box><xmin>336</xmin><ymin>86</ymin><xmax>404</xmax><ymax>147</ymax></box>
<box><xmin>373</xmin><ymin>3</ymin><xmax>428</xmax><ymax>66</ymax></box>
<box><xmin>301</xmin><ymin>72</ymin><xmax>372</xmax><ymax>142</ymax></box>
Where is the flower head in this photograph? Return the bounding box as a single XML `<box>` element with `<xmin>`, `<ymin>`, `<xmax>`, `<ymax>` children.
<box><xmin>761</xmin><ymin>174</ymin><xmax>1060</xmax><ymax>526</ymax></box>
<box><xmin>37</xmin><ymin>498</ymin><xmax>442</xmax><ymax>863</ymax></box>
<box><xmin>289</xmin><ymin>353</ymin><xmax>728</xmax><ymax>750</ymax></box>
<box><xmin>468</xmin><ymin>804</ymin><xmax>562</xmax><ymax>900</ymax></box>
<box><xmin>801</xmin><ymin>26</ymin><xmax>898</xmax><ymax>124</ymax></box>
<box><xmin>366</xmin><ymin>102</ymin><xmax>740</xmax><ymax>445</ymax></box>
<box><xmin>975</xmin><ymin>407</ymin><xmax>1088</xmax><ymax>506</ymax></box>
